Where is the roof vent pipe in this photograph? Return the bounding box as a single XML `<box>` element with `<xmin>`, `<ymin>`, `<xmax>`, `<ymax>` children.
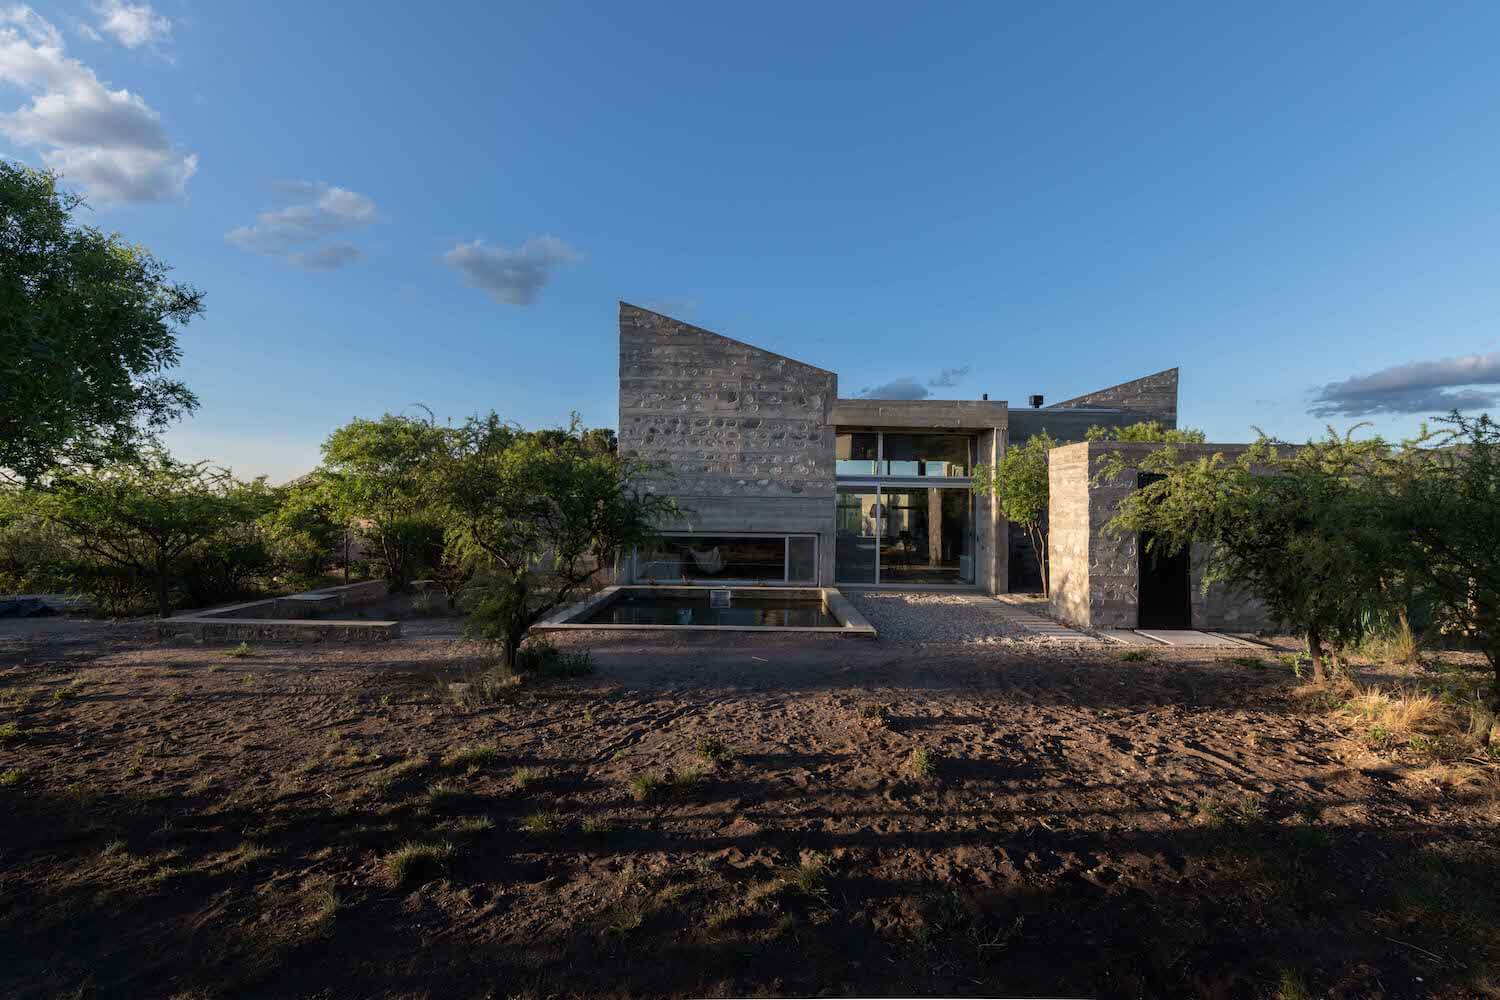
<box><xmin>1029</xmin><ymin>394</ymin><xmax>1044</xmax><ymax>408</ymax></box>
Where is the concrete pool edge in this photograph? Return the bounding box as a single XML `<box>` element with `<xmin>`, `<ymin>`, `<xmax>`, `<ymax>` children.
<box><xmin>532</xmin><ymin>585</ymin><xmax>877</xmax><ymax>638</ymax></box>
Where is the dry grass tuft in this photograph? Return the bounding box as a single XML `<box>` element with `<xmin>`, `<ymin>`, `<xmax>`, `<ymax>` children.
<box><xmin>1343</xmin><ymin>686</ymin><xmax>1447</xmax><ymax>739</ymax></box>
<box><xmin>443</xmin><ymin>744</ymin><xmax>498</xmax><ymax>769</ymax></box>
<box><xmin>382</xmin><ymin>841</ymin><xmax>453</xmax><ymax>887</ymax></box>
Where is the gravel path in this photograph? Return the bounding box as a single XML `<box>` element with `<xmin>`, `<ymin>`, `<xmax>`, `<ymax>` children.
<box><xmin>844</xmin><ymin>589</ymin><xmax>1090</xmax><ymax>644</ymax></box>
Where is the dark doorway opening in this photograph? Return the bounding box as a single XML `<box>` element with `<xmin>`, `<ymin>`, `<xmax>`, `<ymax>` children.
<box><xmin>1136</xmin><ymin>473</ymin><xmax>1192</xmax><ymax>629</ymax></box>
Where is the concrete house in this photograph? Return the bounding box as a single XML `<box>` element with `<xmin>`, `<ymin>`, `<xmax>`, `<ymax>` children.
<box><xmin>615</xmin><ymin>302</ymin><xmax>1184</xmax><ymax>601</ymax></box>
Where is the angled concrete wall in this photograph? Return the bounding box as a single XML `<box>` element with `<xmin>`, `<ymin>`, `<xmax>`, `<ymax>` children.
<box><xmin>618</xmin><ymin>303</ymin><xmax>839</xmax><ymax>583</ymax></box>
<box><xmin>1045</xmin><ymin>368</ymin><xmax>1179</xmax><ymax>427</ymax></box>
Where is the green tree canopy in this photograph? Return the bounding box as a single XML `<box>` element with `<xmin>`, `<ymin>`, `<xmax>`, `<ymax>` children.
<box><xmin>320</xmin><ymin>413</ymin><xmax>451</xmax><ymax>589</ymax></box>
<box><xmin>1086</xmin><ymin>421</ymin><xmax>1206</xmax><ymax>444</ymax></box>
<box><xmin>1</xmin><ymin>162</ymin><xmax>202</xmax><ymax>480</ymax></box>
<box><xmin>436</xmin><ymin>416</ymin><xmax>674</xmax><ymax>664</ymax></box>
<box><xmin>973</xmin><ymin>431</ymin><xmax>1055</xmax><ymax>594</ymax></box>
<box><xmin>5</xmin><ymin>450</ymin><xmax>273</xmax><ymax>618</ymax></box>
<box><xmin>1104</xmin><ymin>431</ymin><xmax>1401</xmax><ymax>680</ymax></box>
<box><xmin>1387</xmin><ymin>413</ymin><xmax>1500</xmax><ymax>700</ymax></box>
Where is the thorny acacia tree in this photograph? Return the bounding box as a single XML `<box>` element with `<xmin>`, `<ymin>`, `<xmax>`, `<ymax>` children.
<box><xmin>320</xmin><ymin>413</ymin><xmax>449</xmax><ymax>589</ymax></box>
<box><xmin>1386</xmin><ymin>413</ymin><xmax>1500</xmax><ymax>702</ymax></box>
<box><xmin>437</xmin><ymin>416</ymin><xmax>674</xmax><ymax>665</ymax></box>
<box><xmin>7</xmin><ymin>450</ymin><xmax>272</xmax><ymax>618</ymax></box>
<box><xmin>1105</xmin><ymin>431</ymin><xmax>1401</xmax><ymax>681</ymax></box>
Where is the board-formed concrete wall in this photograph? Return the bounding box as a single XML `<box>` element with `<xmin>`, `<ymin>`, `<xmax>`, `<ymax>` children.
<box><xmin>618</xmin><ymin>303</ymin><xmax>840</xmax><ymax>583</ymax></box>
<box><xmin>1045</xmin><ymin>368</ymin><xmax>1179</xmax><ymax>427</ymax></box>
<box><xmin>1047</xmin><ymin>441</ymin><xmax>1272</xmax><ymax>630</ymax></box>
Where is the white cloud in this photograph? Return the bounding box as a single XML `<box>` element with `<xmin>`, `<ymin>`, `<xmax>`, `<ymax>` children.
<box><xmin>226</xmin><ymin>182</ymin><xmax>379</xmax><ymax>271</ymax></box>
<box><xmin>0</xmin><ymin>5</ymin><xmax>194</xmax><ymax>203</ymax></box>
<box><xmin>443</xmin><ymin>235</ymin><xmax>579</xmax><ymax>305</ymax></box>
<box><xmin>1309</xmin><ymin>352</ymin><xmax>1500</xmax><ymax>417</ymax></box>
<box><xmin>92</xmin><ymin>0</ymin><xmax>170</xmax><ymax>49</ymax></box>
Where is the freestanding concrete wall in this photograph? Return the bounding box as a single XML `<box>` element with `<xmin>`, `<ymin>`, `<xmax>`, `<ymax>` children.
<box><xmin>1047</xmin><ymin>441</ymin><xmax>1271</xmax><ymax>630</ymax></box>
<box><xmin>618</xmin><ymin>303</ymin><xmax>839</xmax><ymax>584</ymax></box>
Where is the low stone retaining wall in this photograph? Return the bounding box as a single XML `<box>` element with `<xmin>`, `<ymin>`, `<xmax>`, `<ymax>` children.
<box><xmin>169</xmin><ymin>618</ymin><xmax>400</xmax><ymax>643</ymax></box>
<box><xmin>160</xmin><ymin>579</ymin><xmax>398</xmax><ymax>643</ymax></box>
<box><xmin>195</xmin><ymin>580</ymin><xmax>390</xmax><ymax>620</ymax></box>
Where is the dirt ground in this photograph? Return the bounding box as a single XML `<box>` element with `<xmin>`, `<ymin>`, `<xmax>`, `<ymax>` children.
<box><xmin>1</xmin><ymin>622</ymin><xmax>1497</xmax><ymax>999</ymax></box>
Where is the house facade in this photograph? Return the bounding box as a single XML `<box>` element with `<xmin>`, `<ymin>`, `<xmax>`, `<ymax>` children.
<box><xmin>616</xmin><ymin>302</ymin><xmax>1180</xmax><ymax>596</ymax></box>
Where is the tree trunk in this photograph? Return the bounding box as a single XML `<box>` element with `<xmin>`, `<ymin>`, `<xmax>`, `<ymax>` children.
<box><xmin>1307</xmin><ymin>623</ymin><xmax>1325</xmax><ymax>683</ymax></box>
<box><xmin>155</xmin><ymin>570</ymin><xmax>171</xmax><ymax>620</ymax></box>
<box><xmin>1031</xmin><ymin>522</ymin><xmax>1049</xmax><ymax>597</ymax></box>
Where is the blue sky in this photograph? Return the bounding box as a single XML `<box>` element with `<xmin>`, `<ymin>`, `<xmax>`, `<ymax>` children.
<box><xmin>5</xmin><ymin>2</ymin><xmax>1500</xmax><ymax>482</ymax></box>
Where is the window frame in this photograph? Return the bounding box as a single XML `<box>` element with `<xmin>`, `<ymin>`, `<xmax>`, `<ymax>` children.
<box><xmin>634</xmin><ymin>533</ymin><xmax>819</xmax><ymax>585</ymax></box>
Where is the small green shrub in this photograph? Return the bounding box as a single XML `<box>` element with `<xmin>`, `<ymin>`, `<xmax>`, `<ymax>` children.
<box><xmin>861</xmin><ymin>703</ymin><xmax>891</xmax><ymax>726</ymax></box>
<box><xmin>443</xmin><ymin>744</ymin><xmax>499</xmax><ymax>769</ymax></box>
<box><xmin>382</xmin><ymin>841</ymin><xmax>453</xmax><ymax>887</ymax></box>
<box><xmin>905</xmin><ymin>746</ymin><xmax>940</xmax><ymax>780</ymax></box>
<box><xmin>1277</xmin><ymin>967</ymin><xmax>1313</xmax><ymax>1000</ymax></box>
<box><xmin>368</xmin><ymin>756</ymin><xmax>427</xmax><ymax>793</ymax></box>
<box><xmin>1229</xmin><ymin>655</ymin><xmax>1265</xmax><ymax>669</ymax></box>
<box><xmin>0</xmin><ymin>721</ymin><xmax>20</xmax><ymax>743</ymax></box>
<box><xmin>1118</xmin><ymin>648</ymin><xmax>1157</xmax><ymax>663</ymax></box>
<box><xmin>226</xmin><ymin>642</ymin><xmax>252</xmax><ymax>659</ymax></box>
<box><xmin>224</xmin><ymin>841</ymin><xmax>273</xmax><ymax>873</ymax></box>
<box><xmin>519</xmin><ymin>810</ymin><xmax>563</xmax><ymax>836</ymax></box>
<box><xmin>0</xmin><ymin>768</ymin><xmax>25</xmax><ymax>787</ymax></box>
<box><xmin>511</xmin><ymin>766</ymin><xmax>546</xmax><ymax>790</ymax></box>
<box><xmin>513</xmin><ymin>639</ymin><xmax>593</xmax><ymax>678</ymax></box>
<box><xmin>425</xmin><ymin>780</ymin><xmax>461</xmax><ymax>806</ymax></box>
<box><xmin>628</xmin><ymin>771</ymin><xmax>664</xmax><ymax>801</ymax></box>
<box><xmin>791</xmin><ymin>858</ymin><xmax>827</xmax><ymax>897</ymax></box>
<box><xmin>695</xmin><ymin>736</ymin><xmax>736</xmax><ymax>766</ymax></box>
<box><xmin>581</xmin><ymin>816</ymin><xmax>614</xmax><ymax>836</ymax></box>
<box><xmin>240</xmin><ymin>673</ymin><xmax>255</xmax><ymax>686</ymax></box>
<box><xmin>446</xmin><ymin>815</ymin><xmax>494</xmax><ymax>836</ymax></box>
<box><xmin>307</xmin><ymin>882</ymin><xmax>340</xmax><ymax>936</ymax></box>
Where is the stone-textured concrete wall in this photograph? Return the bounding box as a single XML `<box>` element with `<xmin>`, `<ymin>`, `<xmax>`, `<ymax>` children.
<box><xmin>1047</xmin><ymin>443</ymin><xmax>1093</xmax><ymax>625</ymax></box>
<box><xmin>829</xmin><ymin>398</ymin><xmax>1009</xmax><ymax>430</ymax></box>
<box><xmin>1045</xmin><ymin>368</ymin><xmax>1179</xmax><ymax>427</ymax></box>
<box><xmin>619</xmin><ymin>303</ymin><xmax>839</xmax><ymax>583</ymax></box>
<box><xmin>1048</xmin><ymin>441</ymin><xmax>1274</xmax><ymax>630</ymax></box>
<box><xmin>974</xmin><ymin>427</ymin><xmax>1007</xmax><ymax>594</ymax></box>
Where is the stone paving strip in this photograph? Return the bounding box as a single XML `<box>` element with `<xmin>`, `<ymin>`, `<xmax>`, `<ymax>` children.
<box><xmin>843</xmin><ymin>590</ymin><xmax>1098</xmax><ymax>644</ymax></box>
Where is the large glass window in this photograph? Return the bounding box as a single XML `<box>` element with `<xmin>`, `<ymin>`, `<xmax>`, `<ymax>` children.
<box><xmin>835</xmin><ymin>432</ymin><xmax>879</xmax><ymax>476</ymax></box>
<box><xmin>637</xmin><ymin>535</ymin><xmax>816</xmax><ymax>583</ymax></box>
<box><xmin>836</xmin><ymin>486</ymin><xmax>974</xmax><ymax>585</ymax></box>
<box><xmin>879</xmin><ymin>434</ymin><xmax>973</xmax><ymax>477</ymax></box>
<box><xmin>835</xmin><ymin>490</ymin><xmax>878</xmax><ymax>583</ymax></box>
<box><xmin>878</xmin><ymin>488</ymin><xmax>973</xmax><ymax>583</ymax></box>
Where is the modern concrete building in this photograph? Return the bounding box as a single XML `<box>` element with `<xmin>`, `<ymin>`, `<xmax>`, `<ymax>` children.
<box><xmin>616</xmin><ymin>302</ymin><xmax>1180</xmax><ymax>596</ymax></box>
<box><xmin>1046</xmin><ymin>441</ymin><xmax>1272</xmax><ymax>631</ymax></box>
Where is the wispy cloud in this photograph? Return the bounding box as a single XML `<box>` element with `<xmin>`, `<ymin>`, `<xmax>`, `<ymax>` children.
<box><xmin>857</xmin><ymin>364</ymin><xmax>973</xmax><ymax>400</ymax></box>
<box><xmin>928</xmin><ymin>365</ymin><xmax>971</xmax><ymax>388</ymax></box>
<box><xmin>89</xmin><ymin>0</ymin><xmax>171</xmax><ymax>49</ymax></box>
<box><xmin>442</xmin><ymin>235</ymin><xmax>578</xmax><ymax>305</ymax></box>
<box><xmin>1308</xmin><ymin>352</ymin><xmax>1500</xmax><ymax>417</ymax></box>
<box><xmin>226</xmin><ymin>182</ymin><xmax>379</xmax><ymax>271</ymax></box>
<box><xmin>0</xmin><ymin>5</ymin><xmax>195</xmax><ymax>203</ymax></box>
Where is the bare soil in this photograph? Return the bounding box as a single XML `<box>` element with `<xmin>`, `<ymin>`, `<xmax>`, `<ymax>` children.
<box><xmin>1</xmin><ymin>624</ymin><xmax>1497</xmax><ymax>999</ymax></box>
